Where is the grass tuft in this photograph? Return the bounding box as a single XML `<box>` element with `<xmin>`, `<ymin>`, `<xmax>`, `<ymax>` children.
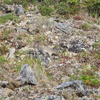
<box><xmin>0</xmin><ymin>13</ymin><xmax>19</xmax><ymax>24</ymax></box>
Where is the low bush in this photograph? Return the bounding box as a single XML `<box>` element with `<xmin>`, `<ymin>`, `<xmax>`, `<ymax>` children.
<box><xmin>83</xmin><ymin>0</ymin><xmax>100</xmax><ymax>17</ymax></box>
<box><xmin>38</xmin><ymin>4</ymin><xmax>54</xmax><ymax>16</ymax></box>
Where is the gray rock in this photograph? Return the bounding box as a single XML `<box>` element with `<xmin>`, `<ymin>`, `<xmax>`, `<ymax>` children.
<box><xmin>33</xmin><ymin>95</ymin><xmax>65</xmax><ymax>100</ymax></box>
<box><xmin>14</xmin><ymin>5</ymin><xmax>25</xmax><ymax>16</ymax></box>
<box><xmin>54</xmin><ymin>22</ymin><xmax>72</xmax><ymax>33</ymax></box>
<box><xmin>57</xmin><ymin>80</ymin><xmax>89</xmax><ymax>96</ymax></box>
<box><xmin>20</xmin><ymin>64</ymin><xmax>37</xmax><ymax>85</ymax></box>
<box><xmin>6</xmin><ymin>48</ymin><xmax>15</xmax><ymax>60</ymax></box>
<box><xmin>28</xmin><ymin>48</ymin><xmax>51</xmax><ymax>66</ymax></box>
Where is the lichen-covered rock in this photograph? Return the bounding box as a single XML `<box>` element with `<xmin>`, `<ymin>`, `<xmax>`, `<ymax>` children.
<box><xmin>20</xmin><ymin>64</ymin><xmax>37</xmax><ymax>85</ymax></box>
<box><xmin>28</xmin><ymin>48</ymin><xmax>51</xmax><ymax>66</ymax></box>
<box><xmin>57</xmin><ymin>80</ymin><xmax>89</xmax><ymax>96</ymax></box>
<box><xmin>68</xmin><ymin>37</ymin><xmax>91</xmax><ymax>53</ymax></box>
<box><xmin>33</xmin><ymin>95</ymin><xmax>65</xmax><ymax>100</ymax></box>
<box><xmin>54</xmin><ymin>22</ymin><xmax>72</xmax><ymax>34</ymax></box>
<box><xmin>14</xmin><ymin>5</ymin><xmax>25</xmax><ymax>16</ymax></box>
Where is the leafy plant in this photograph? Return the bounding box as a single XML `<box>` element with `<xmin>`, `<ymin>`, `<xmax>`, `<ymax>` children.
<box><xmin>56</xmin><ymin>2</ymin><xmax>68</xmax><ymax>15</ymax></box>
<box><xmin>78</xmin><ymin>69</ymin><xmax>100</xmax><ymax>86</ymax></box>
<box><xmin>4</xmin><ymin>0</ymin><xmax>31</xmax><ymax>7</ymax></box>
<box><xmin>38</xmin><ymin>4</ymin><xmax>54</xmax><ymax>16</ymax></box>
<box><xmin>83</xmin><ymin>0</ymin><xmax>100</xmax><ymax>17</ymax></box>
<box><xmin>79</xmin><ymin>74</ymin><xmax>100</xmax><ymax>86</ymax></box>
<box><xmin>68</xmin><ymin>0</ymin><xmax>80</xmax><ymax>14</ymax></box>
<box><xmin>43</xmin><ymin>0</ymin><xmax>53</xmax><ymax>6</ymax></box>
<box><xmin>17</xmin><ymin>35</ymin><xmax>22</xmax><ymax>40</ymax></box>
<box><xmin>70</xmin><ymin>65</ymin><xmax>100</xmax><ymax>87</ymax></box>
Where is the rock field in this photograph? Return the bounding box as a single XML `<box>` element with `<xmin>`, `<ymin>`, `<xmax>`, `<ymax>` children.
<box><xmin>0</xmin><ymin>2</ymin><xmax>100</xmax><ymax>100</ymax></box>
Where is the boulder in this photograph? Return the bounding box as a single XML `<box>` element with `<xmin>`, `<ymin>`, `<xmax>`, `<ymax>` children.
<box><xmin>68</xmin><ymin>37</ymin><xmax>91</xmax><ymax>53</ymax></box>
<box><xmin>20</xmin><ymin>64</ymin><xmax>37</xmax><ymax>85</ymax></box>
<box><xmin>28</xmin><ymin>47</ymin><xmax>58</xmax><ymax>66</ymax></box>
<box><xmin>28</xmin><ymin>48</ymin><xmax>51</xmax><ymax>66</ymax></box>
<box><xmin>57</xmin><ymin>80</ymin><xmax>89</xmax><ymax>96</ymax></box>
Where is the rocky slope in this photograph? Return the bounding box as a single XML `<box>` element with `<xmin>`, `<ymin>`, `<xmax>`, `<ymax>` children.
<box><xmin>0</xmin><ymin>2</ymin><xmax>100</xmax><ymax>100</ymax></box>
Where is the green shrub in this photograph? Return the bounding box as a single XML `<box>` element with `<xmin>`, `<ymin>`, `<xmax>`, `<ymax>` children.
<box><xmin>83</xmin><ymin>0</ymin><xmax>100</xmax><ymax>17</ymax></box>
<box><xmin>43</xmin><ymin>0</ymin><xmax>53</xmax><ymax>6</ymax></box>
<box><xmin>4</xmin><ymin>0</ymin><xmax>22</xmax><ymax>5</ymax></box>
<box><xmin>68</xmin><ymin>0</ymin><xmax>80</xmax><ymax>13</ymax></box>
<box><xmin>17</xmin><ymin>35</ymin><xmax>22</xmax><ymax>40</ymax></box>
<box><xmin>79</xmin><ymin>74</ymin><xmax>100</xmax><ymax>86</ymax></box>
<box><xmin>4</xmin><ymin>0</ymin><xmax>32</xmax><ymax>7</ymax></box>
<box><xmin>56</xmin><ymin>2</ymin><xmax>68</xmax><ymax>15</ymax></box>
<box><xmin>70</xmin><ymin>65</ymin><xmax>100</xmax><ymax>87</ymax></box>
<box><xmin>38</xmin><ymin>5</ymin><xmax>54</xmax><ymax>16</ymax></box>
<box><xmin>55</xmin><ymin>0</ymin><xmax>80</xmax><ymax>16</ymax></box>
<box><xmin>78</xmin><ymin>68</ymin><xmax>100</xmax><ymax>87</ymax></box>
